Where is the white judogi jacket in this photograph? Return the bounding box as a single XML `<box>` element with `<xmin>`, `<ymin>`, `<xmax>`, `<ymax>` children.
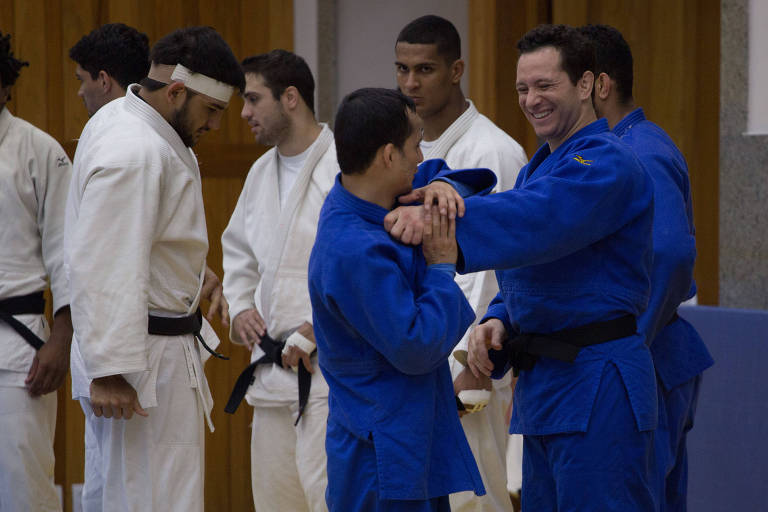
<box><xmin>0</xmin><ymin>107</ymin><xmax>71</xmax><ymax>385</ymax></box>
<box><xmin>65</xmin><ymin>86</ymin><xmax>217</xmax><ymax>428</ymax></box>
<box><xmin>222</xmin><ymin>125</ymin><xmax>337</xmax><ymax>405</ymax></box>
<box><xmin>421</xmin><ymin>100</ymin><xmax>528</xmax><ymax>377</ymax></box>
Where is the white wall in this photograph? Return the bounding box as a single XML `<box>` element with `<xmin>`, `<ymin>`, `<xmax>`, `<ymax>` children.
<box><xmin>747</xmin><ymin>0</ymin><xmax>768</xmax><ymax>134</ymax></box>
<box><xmin>335</xmin><ymin>0</ymin><xmax>469</xmax><ymax>103</ymax></box>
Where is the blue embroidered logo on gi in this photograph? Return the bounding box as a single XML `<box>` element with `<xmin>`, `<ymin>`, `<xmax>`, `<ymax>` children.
<box><xmin>56</xmin><ymin>156</ymin><xmax>69</xmax><ymax>167</ymax></box>
<box><xmin>572</xmin><ymin>155</ymin><xmax>592</xmax><ymax>166</ymax></box>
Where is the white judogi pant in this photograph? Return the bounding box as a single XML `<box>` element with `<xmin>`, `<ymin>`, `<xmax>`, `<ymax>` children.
<box><xmin>79</xmin><ymin>341</ymin><xmax>205</xmax><ymax>512</ymax></box>
<box><xmin>0</xmin><ymin>386</ymin><xmax>59</xmax><ymax>511</ymax></box>
<box><xmin>450</xmin><ymin>383</ymin><xmax>514</xmax><ymax>512</ymax></box>
<box><xmin>249</xmin><ymin>396</ymin><xmax>329</xmax><ymax>512</ymax></box>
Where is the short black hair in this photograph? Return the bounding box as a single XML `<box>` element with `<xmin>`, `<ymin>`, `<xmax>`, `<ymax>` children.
<box><xmin>517</xmin><ymin>24</ymin><xmax>595</xmax><ymax>86</ymax></box>
<box><xmin>140</xmin><ymin>26</ymin><xmax>245</xmax><ymax>94</ymax></box>
<box><xmin>0</xmin><ymin>30</ymin><xmax>29</xmax><ymax>91</ymax></box>
<box><xmin>334</xmin><ymin>88</ymin><xmax>415</xmax><ymax>175</ymax></box>
<box><xmin>396</xmin><ymin>15</ymin><xmax>461</xmax><ymax>63</ymax></box>
<box><xmin>241</xmin><ymin>50</ymin><xmax>315</xmax><ymax>114</ymax></box>
<box><xmin>579</xmin><ymin>24</ymin><xmax>633</xmax><ymax>105</ymax></box>
<box><xmin>69</xmin><ymin>23</ymin><xmax>150</xmax><ymax>89</ymax></box>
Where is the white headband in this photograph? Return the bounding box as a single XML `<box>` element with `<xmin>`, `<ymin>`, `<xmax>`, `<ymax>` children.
<box><xmin>147</xmin><ymin>63</ymin><xmax>234</xmax><ymax>104</ymax></box>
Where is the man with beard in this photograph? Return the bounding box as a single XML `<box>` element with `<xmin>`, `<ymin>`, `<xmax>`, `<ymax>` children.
<box><xmin>64</xmin><ymin>26</ymin><xmax>243</xmax><ymax>511</ymax></box>
<box><xmin>580</xmin><ymin>24</ymin><xmax>713</xmax><ymax>511</ymax></box>
<box><xmin>391</xmin><ymin>16</ymin><xmax>528</xmax><ymax>511</ymax></box>
<box><xmin>0</xmin><ymin>30</ymin><xmax>72</xmax><ymax>512</ymax></box>
<box><xmin>69</xmin><ymin>23</ymin><xmax>150</xmax><ymax>116</ymax></box>
<box><xmin>221</xmin><ymin>49</ymin><xmax>338</xmax><ymax>511</ymax></box>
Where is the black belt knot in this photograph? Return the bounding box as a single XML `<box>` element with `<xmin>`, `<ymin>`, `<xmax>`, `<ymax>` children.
<box><xmin>505</xmin><ymin>314</ymin><xmax>637</xmax><ymax>377</ymax></box>
<box><xmin>0</xmin><ymin>292</ymin><xmax>46</xmax><ymax>350</ymax></box>
<box><xmin>224</xmin><ymin>332</ymin><xmax>313</xmax><ymax>426</ymax></box>
<box><xmin>148</xmin><ymin>308</ymin><xmax>229</xmax><ymax>360</ymax></box>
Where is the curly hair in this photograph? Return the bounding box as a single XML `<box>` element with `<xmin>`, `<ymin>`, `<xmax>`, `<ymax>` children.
<box><xmin>0</xmin><ymin>30</ymin><xmax>29</xmax><ymax>89</ymax></box>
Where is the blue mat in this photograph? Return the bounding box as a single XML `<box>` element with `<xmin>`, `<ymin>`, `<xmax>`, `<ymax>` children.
<box><xmin>678</xmin><ymin>305</ymin><xmax>768</xmax><ymax>511</ymax></box>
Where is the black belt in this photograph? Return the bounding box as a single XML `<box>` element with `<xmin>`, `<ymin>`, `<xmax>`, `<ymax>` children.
<box><xmin>504</xmin><ymin>314</ymin><xmax>637</xmax><ymax>377</ymax></box>
<box><xmin>224</xmin><ymin>333</ymin><xmax>313</xmax><ymax>426</ymax></box>
<box><xmin>0</xmin><ymin>292</ymin><xmax>46</xmax><ymax>350</ymax></box>
<box><xmin>148</xmin><ymin>308</ymin><xmax>229</xmax><ymax>360</ymax></box>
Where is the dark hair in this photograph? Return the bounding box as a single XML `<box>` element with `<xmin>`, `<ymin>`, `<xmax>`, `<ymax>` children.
<box><xmin>579</xmin><ymin>24</ymin><xmax>633</xmax><ymax>105</ymax></box>
<box><xmin>69</xmin><ymin>23</ymin><xmax>149</xmax><ymax>89</ymax></box>
<box><xmin>140</xmin><ymin>26</ymin><xmax>245</xmax><ymax>93</ymax></box>
<box><xmin>396</xmin><ymin>15</ymin><xmax>461</xmax><ymax>63</ymax></box>
<box><xmin>0</xmin><ymin>31</ymin><xmax>29</xmax><ymax>94</ymax></box>
<box><xmin>334</xmin><ymin>88</ymin><xmax>415</xmax><ymax>175</ymax></box>
<box><xmin>241</xmin><ymin>49</ymin><xmax>315</xmax><ymax>114</ymax></box>
<box><xmin>517</xmin><ymin>24</ymin><xmax>595</xmax><ymax>86</ymax></box>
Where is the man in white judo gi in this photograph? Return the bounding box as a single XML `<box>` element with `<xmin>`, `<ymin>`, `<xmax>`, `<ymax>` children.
<box><xmin>65</xmin><ymin>26</ymin><xmax>243</xmax><ymax>512</ymax></box>
<box><xmin>69</xmin><ymin>23</ymin><xmax>150</xmax><ymax>116</ymax></box>
<box><xmin>221</xmin><ymin>49</ymin><xmax>337</xmax><ymax>512</ymax></box>
<box><xmin>0</xmin><ymin>30</ymin><xmax>72</xmax><ymax>512</ymax></box>
<box><xmin>389</xmin><ymin>15</ymin><xmax>528</xmax><ymax>511</ymax></box>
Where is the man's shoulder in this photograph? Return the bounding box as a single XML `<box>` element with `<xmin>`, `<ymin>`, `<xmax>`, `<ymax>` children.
<box><xmin>9</xmin><ymin>114</ymin><xmax>66</xmax><ymax>154</ymax></box>
<box><xmin>559</xmin><ymin>129</ymin><xmax>643</xmax><ymax>173</ymax></box>
<box><xmin>451</xmin><ymin>113</ymin><xmax>526</xmax><ymax>159</ymax></box>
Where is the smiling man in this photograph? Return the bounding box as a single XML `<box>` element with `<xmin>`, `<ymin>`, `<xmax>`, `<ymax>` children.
<box><xmin>393</xmin><ymin>16</ymin><xmax>528</xmax><ymax>511</ymax></box>
<box><xmin>65</xmin><ymin>26</ymin><xmax>243</xmax><ymax>512</ymax></box>
<box><xmin>388</xmin><ymin>24</ymin><xmax>659</xmax><ymax>511</ymax></box>
<box><xmin>460</xmin><ymin>25</ymin><xmax>658</xmax><ymax>510</ymax></box>
<box><xmin>221</xmin><ymin>49</ymin><xmax>338</xmax><ymax>512</ymax></box>
<box><xmin>69</xmin><ymin>23</ymin><xmax>149</xmax><ymax>116</ymax></box>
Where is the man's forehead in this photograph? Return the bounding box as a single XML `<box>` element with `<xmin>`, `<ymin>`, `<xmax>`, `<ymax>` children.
<box><xmin>516</xmin><ymin>47</ymin><xmax>564</xmax><ymax>79</ymax></box>
<box><xmin>395</xmin><ymin>41</ymin><xmax>441</xmax><ymax>62</ymax></box>
<box><xmin>243</xmin><ymin>73</ymin><xmax>268</xmax><ymax>94</ymax></box>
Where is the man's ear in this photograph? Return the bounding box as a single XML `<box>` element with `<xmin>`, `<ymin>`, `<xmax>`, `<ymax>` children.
<box><xmin>595</xmin><ymin>72</ymin><xmax>612</xmax><ymax>101</ymax></box>
<box><xmin>281</xmin><ymin>85</ymin><xmax>299</xmax><ymax>111</ymax></box>
<box><xmin>98</xmin><ymin>70</ymin><xmax>112</xmax><ymax>94</ymax></box>
<box><xmin>451</xmin><ymin>59</ymin><xmax>465</xmax><ymax>84</ymax></box>
<box><xmin>166</xmin><ymin>81</ymin><xmax>187</xmax><ymax>107</ymax></box>
<box><xmin>380</xmin><ymin>142</ymin><xmax>396</xmax><ymax>169</ymax></box>
<box><xmin>579</xmin><ymin>70</ymin><xmax>595</xmax><ymax>100</ymax></box>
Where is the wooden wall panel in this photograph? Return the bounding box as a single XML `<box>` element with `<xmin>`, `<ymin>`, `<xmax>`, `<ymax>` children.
<box><xmin>2</xmin><ymin>1</ymin><xmax>292</xmax><ymax>510</ymax></box>
<box><xmin>469</xmin><ymin>0</ymin><xmax>719</xmax><ymax>305</ymax></box>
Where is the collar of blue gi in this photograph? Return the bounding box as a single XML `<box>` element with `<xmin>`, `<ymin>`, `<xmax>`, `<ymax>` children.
<box><xmin>612</xmin><ymin>107</ymin><xmax>647</xmax><ymax>138</ymax></box>
<box><xmin>332</xmin><ymin>174</ymin><xmax>391</xmax><ymax>224</ymax></box>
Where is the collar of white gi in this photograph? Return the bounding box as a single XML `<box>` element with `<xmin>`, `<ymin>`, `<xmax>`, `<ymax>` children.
<box><xmin>147</xmin><ymin>63</ymin><xmax>234</xmax><ymax>105</ymax></box>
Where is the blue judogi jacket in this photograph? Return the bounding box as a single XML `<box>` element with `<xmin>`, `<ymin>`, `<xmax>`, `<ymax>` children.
<box><xmin>456</xmin><ymin>119</ymin><xmax>658</xmax><ymax>435</ymax></box>
<box><xmin>615</xmin><ymin>108</ymin><xmax>713</xmax><ymax>390</ymax></box>
<box><xmin>309</xmin><ymin>161</ymin><xmax>494</xmax><ymax>500</ymax></box>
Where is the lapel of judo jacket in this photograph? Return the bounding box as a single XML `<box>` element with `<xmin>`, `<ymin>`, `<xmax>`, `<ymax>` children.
<box><xmin>259</xmin><ymin>124</ymin><xmax>334</xmax><ymax>323</ymax></box>
<box><xmin>0</xmin><ymin>108</ymin><xmax>12</xmax><ymax>145</ymax></box>
<box><xmin>124</xmin><ymin>86</ymin><xmax>208</xmax><ymax>315</ymax></box>
<box><xmin>422</xmin><ymin>100</ymin><xmax>479</xmax><ymax>160</ymax></box>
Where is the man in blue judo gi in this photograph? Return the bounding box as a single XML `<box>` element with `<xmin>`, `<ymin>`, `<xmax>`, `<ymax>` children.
<box><xmin>308</xmin><ymin>87</ymin><xmax>496</xmax><ymax>511</ymax></box>
<box><xmin>580</xmin><ymin>24</ymin><xmax>714</xmax><ymax>511</ymax></box>
<box><xmin>386</xmin><ymin>24</ymin><xmax>659</xmax><ymax>510</ymax></box>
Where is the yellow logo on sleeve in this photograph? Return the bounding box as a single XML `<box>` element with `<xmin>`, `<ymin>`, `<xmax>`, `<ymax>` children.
<box><xmin>572</xmin><ymin>155</ymin><xmax>593</xmax><ymax>166</ymax></box>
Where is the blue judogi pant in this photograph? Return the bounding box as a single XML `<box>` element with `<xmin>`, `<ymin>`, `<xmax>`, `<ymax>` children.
<box><xmin>325</xmin><ymin>419</ymin><xmax>451</xmax><ymax>512</ymax></box>
<box><xmin>521</xmin><ymin>364</ymin><xmax>657</xmax><ymax>511</ymax></box>
<box><xmin>657</xmin><ymin>375</ymin><xmax>702</xmax><ymax>512</ymax></box>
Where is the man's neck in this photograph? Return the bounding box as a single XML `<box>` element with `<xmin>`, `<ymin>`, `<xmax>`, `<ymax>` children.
<box><xmin>136</xmin><ymin>86</ymin><xmax>172</xmax><ymax>124</ymax></box>
<box><xmin>548</xmin><ymin>104</ymin><xmax>598</xmax><ymax>153</ymax></box>
<box><xmin>422</xmin><ymin>90</ymin><xmax>468</xmax><ymax>142</ymax></box>
<box><xmin>341</xmin><ymin>169</ymin><xmax>396</xmax><ymax>210</ymax></box>
<box><xmin>277</xmin><ymin>113</ymin><xmax>322</xmax><ymax>156</ymax></box>
<box><xmin>603</xmin><ymin>99</ymin><xmax>636</xmax><ymax>130</ymax></box>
